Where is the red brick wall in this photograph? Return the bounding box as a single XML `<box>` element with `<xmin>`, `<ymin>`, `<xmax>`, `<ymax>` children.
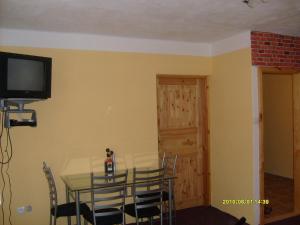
<box><xmin>251</xmin><ymin>31</ymin><xmax>300</xmax><ymax>70</ymax></box>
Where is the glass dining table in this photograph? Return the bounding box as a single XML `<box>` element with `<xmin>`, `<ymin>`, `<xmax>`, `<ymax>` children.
<box><xmin>61</xmin><ymin>168</ymin><xmax>175</xmax><ymax>225</ymax></box>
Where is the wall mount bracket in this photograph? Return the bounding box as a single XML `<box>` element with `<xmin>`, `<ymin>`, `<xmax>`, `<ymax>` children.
<box><xmin>0</xmin><ymin>99</ymin><xmax>42</xmax><ymax>128</ymax></box>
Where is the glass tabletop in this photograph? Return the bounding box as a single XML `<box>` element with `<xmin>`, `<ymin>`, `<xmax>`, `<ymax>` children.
<box><xmin>61</xmin><ymin>168</ymin><xmax>174</xmax><ymax>192</ymax></box>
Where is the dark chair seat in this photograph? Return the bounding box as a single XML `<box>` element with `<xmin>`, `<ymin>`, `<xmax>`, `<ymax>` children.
<box><xmin>124</xmin><ymin>203</ymin><xmax>160</xmax><ymax>218</ymax></box>
<box><xmin>137</xmin><ymin>191</ymin><xmax>162</xmax><ymax>201</ymax></box>
<box><xmin>140</xmin><ymin>191</ymin><xmax>171</xmax><ymax>201</ymax></box>
<box><xmin>83</xmin><ymin>208</ymin><xmax>123</xmax><ymax>225</ymax></box>
<box><xmin>51</xmin><ymin>202</ymin><xmax>90</xmax><ymax>218</ymax></box>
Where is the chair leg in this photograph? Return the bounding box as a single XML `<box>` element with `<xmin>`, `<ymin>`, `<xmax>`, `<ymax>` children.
<box><xmin>164</xmin><ymin>201</ymin><xmax>168</xmax><ymax>223</ymax></box>
<box><xmin>84</xmin><ymin>218</ymin><xmax>88</xmax><ymax>225</ymax></box>
<box><xmin>123</xmin><ymin>214</ymin><xmax>126</xmax><ymax>225</ymax></box>
<box><xmin>49</xmin><ymin>212</ymin><xmax>52</xmax><ymax>225</ymax></box>
<box><xmin>172</xmin><ymin>196</ymin><xmax>176</xmax><ymax>225</ymax></box>
<box><xmin>53</xmin><ymin>209</ymin><xmax>57</xmax><ymax>225</ymax></box>
<box><xmin>67</xmin><ymin>216</ymin><xmax>71</xmax><ymax>225</ymax></box>
<box><xmin>49</xmin><ymin>213</ymin><xmax>52</xmax><ymax>225</ymax></box>
<box><xmin>161</xmin><ymin>208</ymin><xmax>163</xmax><ymax>225</ymax></box>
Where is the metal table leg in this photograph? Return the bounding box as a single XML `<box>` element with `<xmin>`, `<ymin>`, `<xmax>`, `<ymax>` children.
<box><xmin>65</xmin><ymin>185</ymin><xmax>71</xmax><ymax>225</ymax></box>
<box><xmin>168</xmin><ymin>179</ymin><xmax>173</xmax><ymax>225</ymax></box>
<box><xmin>75</xmin><ymin>191</ymin><xmax>81</xmax><ymax>225</ymax></box>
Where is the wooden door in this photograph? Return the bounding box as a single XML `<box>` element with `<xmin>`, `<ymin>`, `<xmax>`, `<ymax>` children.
<box><xmin>156</xmin><ymin>75</ymin><xmax>209</xmax><ymax>209</ymax></box>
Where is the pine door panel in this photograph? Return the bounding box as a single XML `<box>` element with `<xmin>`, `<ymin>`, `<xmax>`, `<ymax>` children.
<box><xmin>157</xmin><ymin>76</ymin><xmax>208</xmax><ymax>209</ymax></box>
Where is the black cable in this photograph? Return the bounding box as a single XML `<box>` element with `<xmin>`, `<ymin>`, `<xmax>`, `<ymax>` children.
<box><xmin>0</xmin><ymin>112</ymin><xmax>12</xmax><ymax>164</ymax></box>
<box><xmin>6</xmin><ymin>128</ymin><xmax>13</xmax><ymax>166</ymax></box>
<box><xmin>0</xmin><ymin>112</ymin><xmax>14</xmax><ymax>225</ymax></box>
<box><xmin>5</xmin><ymin>128</ymin><xmax>12</xmax><ymax>225</ymax></box>
<box><xmin>0</xmin><ymin>112</ymin><xmax>5</xmax><ymax>225</ymax></box>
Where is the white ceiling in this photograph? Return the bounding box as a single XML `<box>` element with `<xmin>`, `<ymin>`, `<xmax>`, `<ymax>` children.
<box><xmin>0</xmin><ymin>0</ymin><xmax>299</xmax><ymax>43</ymax></box>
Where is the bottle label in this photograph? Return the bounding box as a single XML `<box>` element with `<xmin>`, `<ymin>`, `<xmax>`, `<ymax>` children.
<box><xmin>107</xmin><ymin>162</ymin><xmax>113</xmax><ymax>171</ymax></box>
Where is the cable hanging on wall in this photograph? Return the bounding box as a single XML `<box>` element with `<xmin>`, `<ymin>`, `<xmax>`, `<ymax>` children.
<box><xmin>0</xmin><ymin>51</ymin><xmax>52</xmax><ymax>225</ymax></box>
<box><xmin>0</xmin><ymin>111</ymin><xmax>13</xmax><ymax>225</ymax></box>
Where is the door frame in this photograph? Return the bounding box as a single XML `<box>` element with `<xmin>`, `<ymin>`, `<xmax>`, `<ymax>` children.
<box><xmin>156</xmin><ymin>74</ymin><xmax>211</xmax><ymax>205</ymax></box>
<box><xmin>258</xmin><ymin>67</ymin><xmax>300</xmax><ymax>225</ymax></box>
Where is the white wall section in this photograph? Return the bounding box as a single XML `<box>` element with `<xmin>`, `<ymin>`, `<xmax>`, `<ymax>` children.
<box><xmin>252</xmin><ymin>66</ymin><xmax>261</xmax><ymax>225</ymax></box>
<box><xmin>0</xmin><ymin>28</ymin><xmax>211</xmax><ymax>56</ymax></box>
<box><xmin>211</xmin><ymin>31</ymin><xmax>251</xmax><ymax>56</ymax></box>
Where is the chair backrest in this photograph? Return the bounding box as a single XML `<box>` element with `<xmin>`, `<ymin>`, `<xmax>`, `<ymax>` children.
<box><xmin>132</xmin><ymin>167</ymin><xmax>164</xmax><ymax>213</ymax></box>
<box><xmin>161</xmin><ymin>153</ymin><xmax>177</xmax><ymax>193</ymax></box>
<box><xmin>42</xmin><ymin>162</ymin><xmax>58</xmax><ymax>210</ymax></box>
<box><xmin>134</xmin><ymin>167</ymin><xmax>165</xmax><ymax>183</ymax></box>
<box><xmin>161</xmin><ymin>152</ymin><xmax>178</xmax><ymax>177</ymax></box>
<box><xmin>91</xmin><ymin>170</ymin><xmax>128</xmax><ymax>225</ymax></box>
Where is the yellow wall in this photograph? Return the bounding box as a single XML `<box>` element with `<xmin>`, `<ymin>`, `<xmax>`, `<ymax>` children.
<box><xmin>263</xmin><ymin>74</ymin><xmax>293</xmax><ymax>178</ymax></box>
<box><xmin>0</xmin><ymin>46</ymin><xmax>212</xmax><ymax>225</ymax></box>
<box><xmin>211</xmin><ymin>48</ymin><xmax>254</xmax><ymax>224</ymax></box>
<box><xmin>0</xmin><ymin>46</ymin><xmax>256</xmax><ymax>225</ymax></box>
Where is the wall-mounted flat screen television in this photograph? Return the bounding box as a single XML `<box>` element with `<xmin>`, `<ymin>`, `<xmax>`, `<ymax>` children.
<box><xmin>0</xmin><ymin>52</ymin><xmax>52</xmax><ymax>99</ymax></box>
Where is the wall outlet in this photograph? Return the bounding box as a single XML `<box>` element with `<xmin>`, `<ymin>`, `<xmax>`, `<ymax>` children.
<box><xmin>17</xmin><ymin>205</ymin><xmax>32</xmax><ymax>214</ymax></box>
<box><xmin>17</xmin><ymin>206</ymin><xmax>25</xmax><ymax>214</ymax></box>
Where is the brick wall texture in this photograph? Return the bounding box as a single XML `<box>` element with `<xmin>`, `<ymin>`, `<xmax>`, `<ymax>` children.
<box><xmin>251</xmin><ymin>31</ymin><xmax>300</xmax><ymax>70</ymax></box>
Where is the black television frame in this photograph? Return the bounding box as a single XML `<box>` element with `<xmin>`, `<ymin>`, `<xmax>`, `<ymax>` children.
<box><xmin>0</xmin><ymin>51</ymin><xmax>52</xmax><ymax>99</ymax></box>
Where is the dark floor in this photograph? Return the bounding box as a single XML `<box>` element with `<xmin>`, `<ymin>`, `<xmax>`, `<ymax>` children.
<box><xmin>264</xmin><ymin>173</ymin><xmax>294</xmax><ymax>219</ymax></box>
<box><xmin>266</xmin><ymin>215</ymin><xmax>300</xmax><ymax>225</ymax></box>
<box><xmin>175</xmin><ymin>206</ymin><xmax>247</xmax><ymax>225</ymax></box>
<box><xmin>128</xmin><ymin>206</ymin><xmax>248</xmax><ymax>225</ymax></box>
<box><xmin>126</xmin><ymin>204</ymin><xmax>300</xmax><ymax>225</ymax></box>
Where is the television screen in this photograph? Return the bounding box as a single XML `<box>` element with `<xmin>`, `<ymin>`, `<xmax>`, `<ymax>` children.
<box><xmin>7</xmin><ymin>58</ymin><xmax>45</xmax><ymax>91</ymax></box>
<box><xmin>0</xmin><ymin>52</ymin><xmax>52</xmax><ymax>99</ymax></box>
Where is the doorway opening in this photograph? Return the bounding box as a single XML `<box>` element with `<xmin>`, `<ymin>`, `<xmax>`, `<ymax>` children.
<box><xmin>259</xmin><ymin>68</ymin><xmax>300</xmax><ymax>224</ymax></box>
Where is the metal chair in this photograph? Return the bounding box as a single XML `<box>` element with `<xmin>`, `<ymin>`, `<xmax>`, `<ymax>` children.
<box><xmin>83</xmin><ymin>171</ymin><xmax>128</xmax><ymax>225</ymax></box>
<box><xmin>43</xmin><ymin>162</ymin><xmax>89</xmax><ymax>225</ymax></box>
<box><xmin>161</xmin><ymin>152</ymin><xmax>177</xmax><ymax>223</ymax></box>
<box><xmin>124</xmin><ymin>167</ymin><xmax>165</xmax><ymax>225</ymax></box>
<box><xmin>235</xmin><ymin>217</ymin><xmax>246</xmax><ymax>225</ymax></box>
